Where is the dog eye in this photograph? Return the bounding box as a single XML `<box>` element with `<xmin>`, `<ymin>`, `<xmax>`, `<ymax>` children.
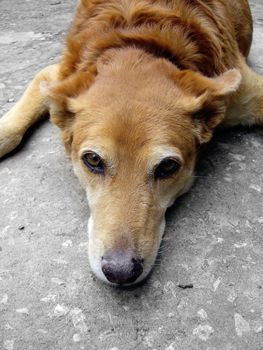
<box><xmin>154</xmin><ymin>157</ymin><xmax>181</xmax><ymax>179</ymax></box>
<box><xmin>82</xmin><ymin>152</ymin><xmax>104</xmax><ymax>174</ymax></box>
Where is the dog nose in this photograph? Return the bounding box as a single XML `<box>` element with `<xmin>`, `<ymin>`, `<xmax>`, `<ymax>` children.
<box><xmin>101</xmin><ymin>250</ymin><xmax>143</xmax><ymax>284</ymax></box>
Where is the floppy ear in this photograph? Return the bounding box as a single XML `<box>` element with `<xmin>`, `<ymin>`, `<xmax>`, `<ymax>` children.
<box><xmin>175</xmin><ymin>69</ymin><xmax>242</xmax><ymax>143</ymax></box>
<box><xmin>41</xmin><ymin>68</ymin><xmax>97</xmax><ymax>152</ymax></box>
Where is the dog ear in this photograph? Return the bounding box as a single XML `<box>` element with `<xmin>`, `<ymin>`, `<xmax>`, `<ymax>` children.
<box><xmin>174</xmin><ymin>69</ymin><xmax>242</xmax><ymax>143</ymax></box>
<box><xmin>41</xmin><ymin>68</ymin><xmax>97</xmax><ymax>152</ymax></box>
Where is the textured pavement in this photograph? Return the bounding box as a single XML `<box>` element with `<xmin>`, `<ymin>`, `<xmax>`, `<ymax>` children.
<box><xmin>0</xmin><ymin>1</ymin><xmax>263</xmax><ymax>349</ymax></box>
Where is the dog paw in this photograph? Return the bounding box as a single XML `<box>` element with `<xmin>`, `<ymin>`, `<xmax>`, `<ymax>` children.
<box><xmin>0</xmin><ymin>119</ymin><xmax>23</xmax><ymax>158</ymax></box>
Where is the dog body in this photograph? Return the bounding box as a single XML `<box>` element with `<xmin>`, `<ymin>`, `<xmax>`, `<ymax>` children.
<box><xmin>0</xmin><ymin>0</ymin><xmax>262</xmax><ymax>285</ymax></box>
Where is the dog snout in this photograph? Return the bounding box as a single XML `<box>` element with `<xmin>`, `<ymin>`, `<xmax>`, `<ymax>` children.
<box><xmin>101</xmin><ymin>250</ymin><xmax>143</xmax><ymax>285</ymax></box>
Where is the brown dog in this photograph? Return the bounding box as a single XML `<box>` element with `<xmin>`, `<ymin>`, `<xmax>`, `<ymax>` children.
<box><xmin>0</xmin><ymin>0</ymin><xmax>262</xmax><ymax>285</ymax></box>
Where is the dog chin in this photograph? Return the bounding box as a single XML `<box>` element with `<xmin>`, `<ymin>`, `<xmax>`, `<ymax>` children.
<box><xmin>87</xmin><ymin>216</ymin><xmax>166</xmax><ymax>286</ymax></box>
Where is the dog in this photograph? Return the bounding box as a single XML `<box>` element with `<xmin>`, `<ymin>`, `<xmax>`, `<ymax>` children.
<box><xmin>0</xmin><ymin>0</ymin><xmax>262</xmax><ymax>286</ymax></box>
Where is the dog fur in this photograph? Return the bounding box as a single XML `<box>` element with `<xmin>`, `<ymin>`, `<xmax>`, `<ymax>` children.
<box><xmin>0</xmin><ymin>0</ymin><xmax>262</xmax><ymax>285</ymax></box>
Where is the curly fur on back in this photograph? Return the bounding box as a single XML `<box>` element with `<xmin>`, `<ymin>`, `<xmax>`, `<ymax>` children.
<box><xmin>50</xmin><ymin>0</ymin><xmax>252</xmax><ymax>100</ymax></box>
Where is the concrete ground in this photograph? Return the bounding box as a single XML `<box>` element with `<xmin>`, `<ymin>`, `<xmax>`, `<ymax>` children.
<box><xmin>0</xmin><ymin>1</ymin><xmax>263</xmax><ymax>349</ymax></box>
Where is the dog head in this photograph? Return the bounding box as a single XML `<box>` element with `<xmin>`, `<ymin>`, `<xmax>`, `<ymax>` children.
<box><xmin>47</xmin><ymin>48</ymin><xmax>241</xmax><ymax>285</ymax></box>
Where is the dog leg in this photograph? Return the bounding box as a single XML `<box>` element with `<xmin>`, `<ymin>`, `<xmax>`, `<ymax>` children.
<box><xmin>224</xmin><ymin>61</ymin><xmax>263</xmax><ymax>127</ymax></box>
<box><xmin>0</xmin><ymin>64</ymin><xmax>59</xmax><ymax>158</ymax></box>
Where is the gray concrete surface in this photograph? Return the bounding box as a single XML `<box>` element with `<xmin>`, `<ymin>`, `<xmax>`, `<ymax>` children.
<box><xmin>0</xmin><ymin>1</ymin><xmax>263</xmax><ymax>349</ymax></box>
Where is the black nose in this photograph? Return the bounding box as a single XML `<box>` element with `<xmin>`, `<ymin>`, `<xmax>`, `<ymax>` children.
<box><xmin>101</xmin><ymin>250</ymin><xmax>143</xmax><ymax>285</ymax></box>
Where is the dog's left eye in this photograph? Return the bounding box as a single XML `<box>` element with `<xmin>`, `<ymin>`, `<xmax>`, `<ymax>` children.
<box><xmin>82</xmin><ymin>152</ymin><xmax>104</xmax><ymax>174</ymax></box>
<box><xmin>154</xmin><ymin>157</ymin><xmax>181</xmax><ymax>179</ymax></box>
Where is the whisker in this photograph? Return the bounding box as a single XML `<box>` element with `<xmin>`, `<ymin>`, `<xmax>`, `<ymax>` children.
<box><xmin>192</xmin><ymin>175</ymin><xmax>210</xmax><ymax>178</ymax></box>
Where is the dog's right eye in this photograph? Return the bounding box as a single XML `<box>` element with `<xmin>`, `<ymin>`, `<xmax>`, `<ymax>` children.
<box><xmin>82</xmin><ymin>152</ymin><xmax>105</xmax><ymax>174</ymax></box>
